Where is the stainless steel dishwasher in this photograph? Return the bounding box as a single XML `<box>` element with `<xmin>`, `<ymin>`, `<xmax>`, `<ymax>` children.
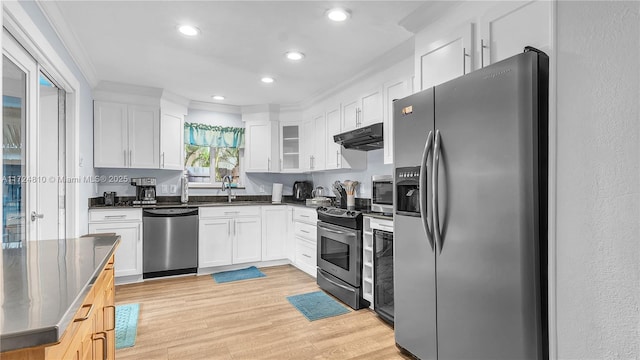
<box><xmin>143</xmin><ymin>208</ymin><xmax>198</xmax><ymax>278</ymax></box>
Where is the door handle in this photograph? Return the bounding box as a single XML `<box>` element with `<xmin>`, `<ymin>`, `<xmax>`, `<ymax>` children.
<box><xmin>162</xmin><ymin>152</ymin><xmax>165</xmax><ymax>168</ymax></box>
<box><xmin>123</xmin><ymin>149</ymin><xmax>127</xmax><ymax>166</ymax></box>
<box><xmin>30</xmin><ymin>211</ymin><xmax>44</xmax><ymax>222</ymax></box>
<box><xmin>419</xmin><ymin>131</ymin><xmax>434</xmax><ymax>250</ymax></box>
<box><xmin>463</xmin><ymin>47</ymin><xmax>469</xmax><ymax>74</ymax></box>
<box><xmin>481</xmin><ymin>39</ymin><xmax>487</xmax><ymax>67</ymax></box>
<box><xmin>432</xmin><ymin>129</ymin><xmax>442</xmax><ymax>252</ymax></box>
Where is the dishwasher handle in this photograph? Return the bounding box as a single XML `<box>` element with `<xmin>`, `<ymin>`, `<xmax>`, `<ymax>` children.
<box><xmin>143</xmin><ymin>208</ymin><xmax>199</xmax><ymax>217</ymax></box>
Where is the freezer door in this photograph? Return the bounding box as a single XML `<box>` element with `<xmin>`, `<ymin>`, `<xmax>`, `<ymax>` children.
<box><xmin>394</xmin><ymin>214</ymin><xmax>436</xmax><ymax>360</ymax></box>
<box><xmin>433</xmin><ymin>51</ymin><xmax>544</xmax><ymax>360</ymax></box>
<box><xmin>392</xmin><ymin>88</ymin><xmax>434</xmax><ymax>168</ymax></box>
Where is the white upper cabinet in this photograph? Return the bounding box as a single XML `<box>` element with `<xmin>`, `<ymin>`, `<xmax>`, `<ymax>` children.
<box><xmin>300</xmin><ymin>119</ymin><xmax>313</xmax><ymax>171</ymax></box>
<box><xmin>325</xmin><ymin>102</ymin><xmax>367</xmax><ymax>171</ymax></box>
<box><xmin>480</xmin><ymin>0</ymin><xmax>552</xmax><ymax>67</ymax></box>
<box><xmin>312</xmin><ymin>113</ymin><xmax>326</xmax><ymax>171</ymax></box>
<box><xmin>160</xmin><ymin>113</ymin><xmax>184</xmax><ymax>170</ymax></box>
<box><xmin>245</xmin><ymin>120</ymin><xmax>280</xmax><ymax>172</ymax></box>
<box><xmin>128</xmin><ymin>105</ymin><xmax>160</xmax><ymax>168</ymax></box>
<box><xmin>325</xmin><ymin>104</ymin><xmax>342</xmax><ymax>170</ymax></box>
<box><xmin>94</xmin><ymin>101</ymin><xmax>159</xmax><ymax>168</ymax></box>
<box><xmin>383</xmin><ymin>76</ymin><xmax>413</xmax><ymax>164</ymax></box>
<box><xmin>341</xmin><ymin>86</ymin><xmax>383</xmax><ymax>132</ymax></box>
<box><xmin>415</xmin><ymin>23</ymin><xmax>474</xmax><ymax>91</ymax></box>
<box><xmin>94</xmin><ymin>101</ymin><xmax>128</xmax><ymax>167</ymax></box>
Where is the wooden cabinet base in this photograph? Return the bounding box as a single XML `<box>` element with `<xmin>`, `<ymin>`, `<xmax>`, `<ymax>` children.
<box><xmin>2</xmin><ymin>255</ymin><xmax>116</xmax><ymax>360</ymax></box>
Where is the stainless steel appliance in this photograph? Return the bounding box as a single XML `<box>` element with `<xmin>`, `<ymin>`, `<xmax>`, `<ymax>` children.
<box><xmin>316</xmin><ymin>206</ymin><xmax>368</xmax><ymax>310</ymax></box>
<box><xmin>334</xmin><ymin>122</ymin><xmax>383</xmax><ymax>151</ymax></box>
<box><xmin>393</xmin><ymin>49</ymin><xmax>548</xmax><ymax>360</ymax></box>
<box><xmin>371</xmin><ymin>175</ymin><xmax>393</xmax><ymax>214</ymax></box>
<box><xmin>143</xmin><ymin>208</ymin><xmax>198</xmax><ymax>278</ymax></box>
<box><xmin>373</xmin><ymin>228</ymin><xmax>394</xmax><ymax>324</ymax></box>
<box><xmin>293</xmin><ymin>181</ymin><xmax>313</xmax><ymax>201</ymax></box>
<box><xmin>131</xmin><ymin>177</ymin><xmax>157</xmax><ymax>205</ymax></box>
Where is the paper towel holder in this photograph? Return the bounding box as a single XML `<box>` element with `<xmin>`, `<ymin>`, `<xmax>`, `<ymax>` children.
<box><xmin>272</xmin><ymin>183</ymin><xmax>283</xmax><ymax>204</ymax></box>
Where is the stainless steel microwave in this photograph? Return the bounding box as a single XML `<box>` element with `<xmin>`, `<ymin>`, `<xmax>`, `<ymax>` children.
<box><xmin>371</xmin><ymin>175</ymin><xmax>393</xmax><ymax>214</ymax></box>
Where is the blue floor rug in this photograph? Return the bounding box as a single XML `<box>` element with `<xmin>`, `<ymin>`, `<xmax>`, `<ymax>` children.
<box><xmin>287</xmin><ymin>291</ymin><xmax>350</xmax><ymax>321</ymax></box>
<box><xmin>115</xmin><ymin>303</ymin><xmax>139</xmax><ymax>349</ymax></box>
<box><xmin>212</xmin><ymin>266</ymin><xmax>266</xmax><ymax>283</ymax></box>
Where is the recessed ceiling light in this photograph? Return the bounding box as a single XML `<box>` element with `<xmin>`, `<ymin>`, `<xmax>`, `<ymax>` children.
<box><xmin>261</xmin><ymin>77</ymin><xmax>275</xmax><ymax>84</ymax></box>
<box><xmin>177</xmin><ymin>24</ymin><xmax>200</xmax><ymax>36</ymax></box>
<box><xmin>327</xmin><ymin>8</ymin><xmax>351</xmax><ymax>22</ymax></box>
<box><xmin>285</xmin><ymin>51</ymin><xmax>305</xmax><ymax>61</ymax></box>
<box><xmin>212</xmin><ymin>95</ymin><xmax>225</xmax><ymax>101</ymax></box>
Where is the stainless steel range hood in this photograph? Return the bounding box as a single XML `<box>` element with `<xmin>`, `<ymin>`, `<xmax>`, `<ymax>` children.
<box><xmin>333</xmin><ymin>123</ymin><xmax>383</xmax><ymax>151</ymax></box>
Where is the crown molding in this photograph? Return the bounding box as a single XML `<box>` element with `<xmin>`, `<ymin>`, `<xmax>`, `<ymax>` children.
<box><xmin>36</xmin><ymin>0</ymin><xmax>99</xmax><ymax>87</ymax></box>
<box><xmin>299</xmin><ymin>38</ymin><xmax>414</xmax><ymax>109</ymax></box>
<box><xmin>188</xmin><ymin>100</ymin><xmax>241</xmax><ymax>114</ymax></box>
<box><xmin>398</xmin><ymin>1</ymin><xmax>464</xmax><ymax>34</ymax></box>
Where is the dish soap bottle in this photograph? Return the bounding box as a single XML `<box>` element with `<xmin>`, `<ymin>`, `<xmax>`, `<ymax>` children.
<box><xmin>181</xmin><ymin>171</ymin><xmax>189</xmax><ymax>204</ymax></box>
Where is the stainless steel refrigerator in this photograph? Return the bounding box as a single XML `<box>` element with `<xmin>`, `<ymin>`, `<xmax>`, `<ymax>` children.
<box><xmin>393</xmin><ymin>49</ymin><xmax>548</xmax><ymax>360</ymax></box>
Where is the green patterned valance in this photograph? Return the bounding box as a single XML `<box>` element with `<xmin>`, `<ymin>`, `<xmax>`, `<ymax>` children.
<box><xmin>184</xmin><ymin>122</ymin><xmax>245</xmax><ymax>148</ymax></box>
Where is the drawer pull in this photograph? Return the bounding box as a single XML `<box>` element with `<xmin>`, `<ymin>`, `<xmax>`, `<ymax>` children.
<box><xmin>300</xmin><ymin>230</ymin><xmax>310</xmax><ymax>234</ymax></box>
<box><xmin>92</xmin><ymin>331</ymin><xmax>108</xmax><ymax>360</ymax></box>
<box><xmin>300</xmin><ymin>215</ymin><xmax>309</xmax><ymax>218</ymax></box>
<box><xmin>104</xmin><ymin>215</ymin><xmax>126</xmax><ymax>219</ymax></box>
<box><xmin>74</xmin><ymin>303</ymin><xmax>94</xmax><ymax>322</ymax></box>
<box><xmin>224</xmin><ymin>211</ymin><xmax>240</xmax><ymax>214</ymax></box>
<box><xmin>302</xmin><ymin>254</ymin><xmax>312</xmax><ymax>258</ymax></box>
<box><xmin>105</xmin><ymin>305</ymin><xmax>116</xmax><ymax>331</ymax></box>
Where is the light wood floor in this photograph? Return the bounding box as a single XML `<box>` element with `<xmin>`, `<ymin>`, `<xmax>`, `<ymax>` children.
<box><xmin>115</xmin><ymin>265</ymin><xmax>411</xmax><ymax>360</ymax></box>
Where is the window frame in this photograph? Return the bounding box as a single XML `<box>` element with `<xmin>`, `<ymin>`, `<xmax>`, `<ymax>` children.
<box><xmin>185</xmin><ymin>144</ymin><xmax>245</xmax><ymax>189</ymax></box>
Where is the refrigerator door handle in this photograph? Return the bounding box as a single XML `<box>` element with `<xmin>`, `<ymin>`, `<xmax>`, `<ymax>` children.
<box><xmin>433</xmin><ymin>129</ymin><xmax>442</xmax><ymax>252</ymax></box>
<box><xmin>419</xmin><ymin>130</ymin><xmax>434</xmax><ymax>250</ymax></box>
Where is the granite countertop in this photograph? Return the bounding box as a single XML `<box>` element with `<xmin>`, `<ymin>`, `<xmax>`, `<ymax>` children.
<box><xmin>0</xmin><ymin>235</ymin><xmax>120</xmax><ymax>352</ymax></box>
<box><xmin>88</xmin><ymin>195</ymin><xmax>313</xmax><ymax>209</ymax></box>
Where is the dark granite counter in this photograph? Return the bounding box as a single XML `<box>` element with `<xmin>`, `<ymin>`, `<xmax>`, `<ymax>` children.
<box><xmin>0</xmin><ymin>235</ymin><xmax>120</xmax><ymax>352</ymax></box>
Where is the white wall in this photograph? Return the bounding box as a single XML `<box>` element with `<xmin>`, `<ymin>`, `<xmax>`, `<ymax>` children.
<box><xmin>555</xmin><ymin>2</ymin><xmax>640</xmax><ymax>359</ymax></box>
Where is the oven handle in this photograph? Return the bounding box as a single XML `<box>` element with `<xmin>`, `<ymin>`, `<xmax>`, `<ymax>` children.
<box><xmin>317</xmin><ymin>222</ymin><xmax>354</xmax><ymax>237</ymax></box>
<box><xmin>318</xmin><ymin>270</ymin><xmax>356</xmax><ymax>293</ymax></box>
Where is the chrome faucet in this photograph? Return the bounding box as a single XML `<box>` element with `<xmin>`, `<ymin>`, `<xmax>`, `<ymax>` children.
<box><xmin>221</xmin><ymin>175</ymin><xmax>235</xmax><ymax>203</ymax></box>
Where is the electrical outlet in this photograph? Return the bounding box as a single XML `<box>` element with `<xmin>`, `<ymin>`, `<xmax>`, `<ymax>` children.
<box><xmin>161</xmin><ymin>184</ymin><xmax>168</xmax><ymax>194</ymax></box>
<box><xmin>170</xmin><ymin>185</ymin><xmax>177</xmax><ymax>194</ymax></box>
<box><xmin>259</xmin><ymin>185</ymin><xmax>265</xmax><ymax>193</ymax></box>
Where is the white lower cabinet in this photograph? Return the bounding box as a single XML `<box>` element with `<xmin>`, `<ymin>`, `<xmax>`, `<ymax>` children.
<box><xmin>199</xmin><ymin>206</ymin><xmax>262</xmax><ymax>267</ymax></box>
<box><xmin>198</xmin><ymin>218</ymin><xmax>233</xmax><ymax>267</ymax></box>
<box><xmin>262</xmin><ymin>206</ymin><xmax>288</xmax><ymax>261</ymax></box>
<box><xmin>233</xmin><ymin>217</ymin><xmax>262</xmax><ymax>264</ymax></box>
<box><xmin>291</xmin><ymin>206</ymin><xmax>318</xmax><ymax>277</ymax></box>
<box><xmin>88</xmin><ymin>209</ymin><xmax>142</xmax><ymax>279</ymax></box>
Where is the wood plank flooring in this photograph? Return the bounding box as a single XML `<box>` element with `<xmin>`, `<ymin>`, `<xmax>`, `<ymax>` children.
<box><xmin>115</xmin><ymin>265</ymin><xmax>411</xmax><ymax>360</ymax></box>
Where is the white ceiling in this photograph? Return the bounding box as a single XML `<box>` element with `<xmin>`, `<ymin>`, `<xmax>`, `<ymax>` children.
<box><xmin>41</xmin><ymin>1</ymin><xmax>427</xmax><ymax>107</ymax></box>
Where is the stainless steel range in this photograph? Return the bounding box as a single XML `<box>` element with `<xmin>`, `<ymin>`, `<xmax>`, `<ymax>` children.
<box><xmin>316</xmin><ymin>206</ymin><xmax>369</xmax><ymax>310</ymax></box>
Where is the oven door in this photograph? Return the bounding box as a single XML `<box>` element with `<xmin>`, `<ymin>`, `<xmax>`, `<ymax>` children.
<box><xmin>317</xmin><ymin>221</ymin><xmax>361</xmax><ymax>287</ymax></box>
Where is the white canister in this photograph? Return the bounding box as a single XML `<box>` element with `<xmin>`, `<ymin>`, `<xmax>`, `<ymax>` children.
<box><xmin>272</xmin><ymin>183</ymin><xmax>283</xmax><ymax>203</ymax></box>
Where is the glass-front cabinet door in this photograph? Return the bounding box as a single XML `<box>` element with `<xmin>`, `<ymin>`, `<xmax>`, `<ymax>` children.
<box><xmin>280</xmin><ymin>123</ymin><xmax>300</xmax><ymax>172</ymax></box>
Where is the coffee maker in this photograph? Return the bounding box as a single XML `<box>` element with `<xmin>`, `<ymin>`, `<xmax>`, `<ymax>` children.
<box><xmin>131</xmin><ymin>177</ymin><xmax>157</xmax><ymax>205</ymax></box>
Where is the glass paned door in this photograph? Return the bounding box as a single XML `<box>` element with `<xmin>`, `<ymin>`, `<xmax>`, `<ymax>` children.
<box><xmin>3</xmin><ymin>30</ymin><xmax>38</xmax><ymax>245</ymax></box>
<box><xmin>2</xmin><ymin>55</ymin><xmax>27</xmax><ymax>247</ymax></box>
